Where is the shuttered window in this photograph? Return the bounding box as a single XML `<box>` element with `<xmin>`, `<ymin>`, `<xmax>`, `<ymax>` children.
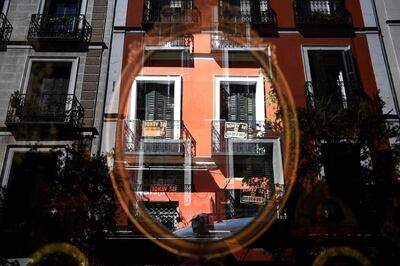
<box><xmin>137</xmin><ymin>81</ymin><xmax>175</xmax><ymax>121</ymax></box>
<box><xmin>220</xmin><ymin>82</ymin><xmax>256</xmax><ymax>122</ymax></box>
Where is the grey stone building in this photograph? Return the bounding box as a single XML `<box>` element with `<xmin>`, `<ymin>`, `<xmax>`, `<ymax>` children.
<box><xmin>360</xmin><ymin>0</ymin><xmax>400</xmax><ymax>119</ymax></box>
<box><xmin>0</xmin><ymin>0</ymin><xmax>115</xmax><ymax>262</ymax></box>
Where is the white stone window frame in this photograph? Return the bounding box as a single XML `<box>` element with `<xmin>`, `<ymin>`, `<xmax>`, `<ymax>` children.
<box><xmin>301</xmin><ymin>45</ymin><xmax>351</xmax><ymax>109</ymax></box>
<box><xmin>129</xmin><ymin>75</ymin><xmax>182</xmax><ymax>139</ymax></box>
<box><xmin>21</xmin><ymin>57</ymin><xmax>80</xmax><ymax>111</ymax></box>
<box><xmin>213</xmin><ymin>75</ymin><xmax>265</xmax><ymax>122</ymax></box>
<box><xmin>0</xmin><ymin>146</ymin><xmax>65</xmax><ymax>187</ymax></box>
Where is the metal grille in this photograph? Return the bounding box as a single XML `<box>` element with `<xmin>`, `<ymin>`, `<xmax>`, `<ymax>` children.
<box><xmin>145</xmin><ymin>203</ymin><xmax>179</xmax><ymax>231</ymax></box>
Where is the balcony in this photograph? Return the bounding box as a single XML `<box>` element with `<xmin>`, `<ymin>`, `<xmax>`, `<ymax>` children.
<box><xmin>294</xmin><ymin>0</ymin><xmax>350</xmax><ymax>25</ymax></box>
<box><xmin>211</xmin><ymin>120</ymin><xmax>270</xmax><ymax>154</ymax></box>
<box><xmin>219</xmin><ymin>0</ymin><xmax>274</xmax><ymax>25</ymax></box>
<box><xmin>5</xmin><ymin>92</ymin><xmax>84</xmax><ymax>140</ymax></box>
<box><xmin>27</xmin><ymin>14</ymin><xmax>92</xmax><ymax>51</ymax></box>
<box><xmin>142</xmin><ymin>0</ymin><xmax>199</xmax><ymax>29</ymax></box>
<box><xmin>124</xmin><ymin>120</ymin><xmax>194</xmax><ymax>156</ymax></box>
<box><xmin>0</xmin><ymin>13</ymin><xmax>13</xmax><ymax>50</ymax></box>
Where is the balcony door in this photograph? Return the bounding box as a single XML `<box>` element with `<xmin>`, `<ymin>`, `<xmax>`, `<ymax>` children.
<box><xmin>25</xmin><ymin>61</ymin><xmax>72</xmax><ymax>121</ymax></box>
<box><xmin>306</xmin><ymin>48</ymin><xmax>358</xmax><ymax>110</ymax></box>
<box><xmin>44</xmin><ymin>0</ymin><xmax>80</xmax><ymax>15</ymax></box>
<box><xmin>42</xmin><ymin>0</ymin><xmax>81</xmax><ymax>34</ymax></box>
<box><xmin>220</xmin><ymin>82</ymin><xmax>256</xmax><ymax>123</ymax></box>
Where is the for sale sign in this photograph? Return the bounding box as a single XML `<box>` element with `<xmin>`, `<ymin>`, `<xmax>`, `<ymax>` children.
<box><xmin>142</xmin><ymin>120</ymin><xmax>167</xmax><ymax>137</ymax></box>
<box><xmin>224</xmin><ymin>122</ymin><xmax>248</xmax><ymax>138</ymax></box>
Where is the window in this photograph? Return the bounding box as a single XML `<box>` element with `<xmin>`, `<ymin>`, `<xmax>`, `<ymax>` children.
<box><xmin>129</xmin><ymin>76</ymin><xmax>182</xmax><ymax>140</ymax></box>
<box><xmin>303</xmin><ymin>47</ymin><xmax>359</xmax><ymax>110</ymax></box>
<box><xmin>129</xmin><ymin>76</ymin><xmax>182</xmax><ymax>122</ymax></box>
<box><xmin>142</xmin><ymin>201</ymin><xmax>180</xmax><ymax>231</ymax></box>
<box><xmin>136</xmin><ymin>81</ymin><xmax>175</xmax><ymax>121</ymax></box>
<box><xmin>221</xmin><ymin>82</ymin><xmax>256</xmax><ymax>123</ymax></box>
<box><xmin>22</xmin><ymin>61</ymin><xmax>74</xmax><ymax>121</ymax></box>
<box><xmin>214</xmin><ymin>76</ymin><xmax>265</xmax><ymax>122</ymax></box>
<box><xmin>220</xmin><ymin>0</ymin><xmax>269</xmax><ymax>23</ymax></box>
<box><xmin>226</xmin><ymin>140</ymin><xmax>283</xmax><ymax>217</ymax></box>
<box><xmin>44</xmin><ymin>0</ymin><xmax>81</xmax><ymax>15</ymax></box>
<box><xmin>2</xmin><ymin>151</ymin><xmax>58</xmax><ymax>231</ymax></box>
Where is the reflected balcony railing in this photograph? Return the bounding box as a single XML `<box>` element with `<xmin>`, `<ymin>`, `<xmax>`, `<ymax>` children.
<box><xmin>294</xmin><ymin>0</ymin><xmax>350</xmax><ymax>25</ymax></box>
<box><xmin>27</xmin><ymin>14</ymin><xmax>92</xmax><ymax>43</ymax></box>
<box><xmin>211</xmin><ymin>120</ymin><xmax>270</xmax><ymax>154</ymax></box>
<box><xmin>144</xmin><ymin>34</ymin><xmax>194</xmax><ymax>51</ymax></box>
<box><xmin>0</xmin><ymin>13</ymin><xmax>13</xmax><ymax>44</ymax></box>
<box><xmin>211</xmin><ymin>32</ymin><xmax>254</xmax><ymax>49</ymax></box>
<box><xmin>124</xmin><ymin>119</ymin><xmax>195</xmax><ymax>156</ymax></box>
<box><xmin>219</xmin><ymin>0</ymin><xmax>274</xmax><ymax>25</ymax></box>
<box><xmin>5</xmin><ymin>92</ymin><xmax>84</xmax><ymax>128</ymax></box>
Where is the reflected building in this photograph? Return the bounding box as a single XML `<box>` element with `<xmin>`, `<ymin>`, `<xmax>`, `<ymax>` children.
<box><xmin>101</xmin><ymin>0</ymin><xmax>399</xmax><ymax>265</ymax></box>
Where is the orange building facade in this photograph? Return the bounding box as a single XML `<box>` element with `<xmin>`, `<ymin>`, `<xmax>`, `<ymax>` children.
<box><xmin>103</xmin><ymin>0</ymin><xmax>382</xmax><ymax>232</ymax></box>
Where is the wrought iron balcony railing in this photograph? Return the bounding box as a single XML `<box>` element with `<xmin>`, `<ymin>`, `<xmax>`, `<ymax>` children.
<box><xmin>294</xmin><ymin>0</ymin><xmax>350</xmax><ymax>25</ymax></box>
<box><xmin>0</xmin><ymin>13</ymin><xmax>13</xmax><ymax>43</ymax></box>
<box><xmin>143</xmin><ymin>0</ymin><xmax>199</xmax><ymax>24</ymax></box>
<box><xmin>219</xmin><ymin>0</ymin><xmax>274</xmax><ymax>25</ymax></box>
<box><xmin>304</xmin><ymin>81</ymin><xmax>359</xmax><ymax>110</ymax></box>
<box><xmin>5</xmin><ymin>93</ymin><xmax>84</xmax><ymax>128</ymax></box>
<box><xmin>27</xmin><ymin>14</ymin><xmax>92</xmax><ymax>42</ymax></box>
<box><xmin>212</xmin><ymin>120</ymin><xmax>270</xmax><ymax>153</ymax></box>
<box><xmin>124</xmin><ymin>119</ymin><xmax>195</xmax><ymax>156</ymax></box>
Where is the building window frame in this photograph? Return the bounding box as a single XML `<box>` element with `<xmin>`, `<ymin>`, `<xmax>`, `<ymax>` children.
<box><xmin>213</xmin><ymin>75</ymin><xmax>265</xmax><ymax>121</ymax></box>
<box><xmin>301</xmin><ymin>45</ymin><xmax>353</xmax><ymax>109</ymax></box>
<box><xmin>129</xmin><ymin>75</ymin><xmax>182</xmax><ymax>123</ymax></box>
<box><xmin>301</xmin><ymin>45</ymin><xmax>350</xmax><ymax>82</ymax></box>
<box><xmin>227</xmin><ymin>138</ymin><xmax>284</xmax><ymax>185</ymax></box>
<box><xmin>1</xmin><ymin>146</ymin><xmax>66</xmax><ymax>187</ymax></box>
<box><xmin>21</xmin><ymin>57</ymin><xmax>79</xmax><ymax>97</ymax></box>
